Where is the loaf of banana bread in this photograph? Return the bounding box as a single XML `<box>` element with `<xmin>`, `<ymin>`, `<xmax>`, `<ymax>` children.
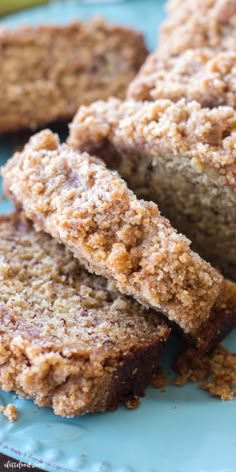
<box><xmin>2</xmin><ymin>129</ymin><xmax>224</xmax><ymax>347</ymax></box>
<box><xmin>69</xmin><ymin>98</ymin><xmax>236</xmax><ymax>281</ymax></box>
<box><xmin>0</xmin><ymin>213</ymin><xmax>170</xmax><ymax>416</ymax></box>
<box><xmin>0</xmin><ymin>18</ymin><xmax>147</xmax><ymax>133</ymax></box>
<box><xmin>128</xmin><ymin>49</ymin><xmax>236</xmax><ymax>108</ymax></box>
<box><xmin>158</xmin><ymin>0</ymin><xmax>236</xmax><ymax>57</ymax></box>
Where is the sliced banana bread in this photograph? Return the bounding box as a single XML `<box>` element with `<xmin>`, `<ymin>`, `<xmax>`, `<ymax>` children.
<box><xmin>158</xmin><ymin>0</ymin><xmax>236</xmax><ymax>57</ymax></box>
<box><xmin>0</xmin><ymin>18</ymin><xmax>147</xmax><ymax>133</ymax></box>
<box><xmin>2</xmin><ymin>129</ymin><xmax>224</xmax><ymax>346</ymax></box>
<box><xmin>69</xmin><ymin>98</ymin><xmax>236</xmax><ymax>281</ymax></box>
<box><xmin>0</xmin><ymin>213</ymin><xmax>170</xmax><ymax>416</ymax></box>
<box><xmin>128</xmin><ymin>49</ymin><xmax>236</xmax><ymax>108</ymax></box>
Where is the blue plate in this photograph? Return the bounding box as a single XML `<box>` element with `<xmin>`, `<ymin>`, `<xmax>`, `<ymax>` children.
<box><xmin>0</xmin><ymin>2</ymin><xmax>236</xmax><ymax>471</ymax></box>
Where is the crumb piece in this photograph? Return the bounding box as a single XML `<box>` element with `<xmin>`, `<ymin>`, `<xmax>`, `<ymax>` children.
<box><xmin>174</xmin><ymin>345</ymin><xmax>236</xmax><ymax>400</ymax></box>
<box><xmin>125</xmin><ymin>397</ymin><xmax>140</xmax><ymax>409</ymax></box>
<box><xmin>151</xmin><ymin>368</ymin><xmax>169</xmax><ymax>389</ymax></box>
<box><xmin>0</xmin><ymin>404</ymin><xmax>18</xmax><ymax>422</ymax></box>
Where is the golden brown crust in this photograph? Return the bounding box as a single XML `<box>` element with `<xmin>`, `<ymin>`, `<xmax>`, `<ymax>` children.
<box><xmin>0</xmin><ymin>18</ymin><xmax>147</xmax><ymax>133</ymax></box>
<box><xmin>158</xmin><ymin>0</ymin><xmax>236</xmax><ymax>57</ymax></box>
<box><xmin>128</xmin><ymin>49</ymin><xmax>236</xmax><ymax>108</ymax></box>
<box><xmin>2</xmin><ymin>130</ymin><xmax>223</xmax><ymax>338</ymax></box>
<box><xmin>0</xmin><ymin>213</ymin><xmax>170</xmax><ymax>416</ymax></box>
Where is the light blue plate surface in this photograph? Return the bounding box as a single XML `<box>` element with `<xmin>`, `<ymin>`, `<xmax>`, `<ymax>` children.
<box><xmin>0</xmin><ymin>2</ymin><xmax>236</xmax><ymax>471</ymax></box>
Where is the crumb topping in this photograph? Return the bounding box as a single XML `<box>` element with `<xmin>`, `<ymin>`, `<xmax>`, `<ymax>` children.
<box><xmin>159</xmin><ymin>0</ymin><xmax>236</xmax><ymax>56</ymax></box>
<box><xmin>128</xmin><ymin>48</ymin><xmax>236</xmax><ymax>109</ymax></box>
<box><xmin>69</xmin><ymin>98</ymin><xmax>236</xmax><ymax>188</ymax></box>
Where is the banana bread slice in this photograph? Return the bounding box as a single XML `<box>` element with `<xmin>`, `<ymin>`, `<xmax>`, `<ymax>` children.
<box><xmin>2</xmin><ymin>130</ymin><xmax>223</xmax><ymax>345</ymax></box>
<box><xmin>0</xmin><ymin>18</ymin><xmax>147</xmax><ymax>133</ymax></box>
<box><xmin>69</xmin><ymin>98</ymin><xmax>236</xmax><ymax>280</ymax></box>
<box><xmin>128</xmin><ymin>49</ymin><xmax>236</xmax><ymax>108</ymax></box>
<box><xmin>158</xmin><ymin>0</ymin><xmax>236</xmax><ymax>57</ymax></box>
<box><xmin>0</xmin><ymin>213</ymin><xmax>170</xmax><ymax>417</ymax></box>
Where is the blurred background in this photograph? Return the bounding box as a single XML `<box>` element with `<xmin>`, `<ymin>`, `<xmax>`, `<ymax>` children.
<box><xmin>0</xmin><ymin>0</ymin><xmax>166</xmax><ymax>51</ymax></box>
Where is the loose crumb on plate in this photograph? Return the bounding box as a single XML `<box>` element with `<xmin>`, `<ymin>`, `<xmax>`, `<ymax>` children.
<box><xmin>151</xmin><ymin>368</ymin><xmax>169</xmax><ymax>390</ymax></box>
<box><xmin>0</xmin><ymin>404</ymin><xmax>18</xmax><ymax>422</ymax></box>
<box><xmin>174</xmin><ymin>345</ymin><xmax>236</xmax><ymax>400</ymax></box>
<box><xmin>125</xmin><ymin>396</ymin><xmax>141</xmax><ymax>409</ymax></box>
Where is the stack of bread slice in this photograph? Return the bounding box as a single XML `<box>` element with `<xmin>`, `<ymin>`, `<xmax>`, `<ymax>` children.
<box><xmin>1</xmin><ymin>1</ymin><xmax>236</xmax><ymax>417</ymax></box>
